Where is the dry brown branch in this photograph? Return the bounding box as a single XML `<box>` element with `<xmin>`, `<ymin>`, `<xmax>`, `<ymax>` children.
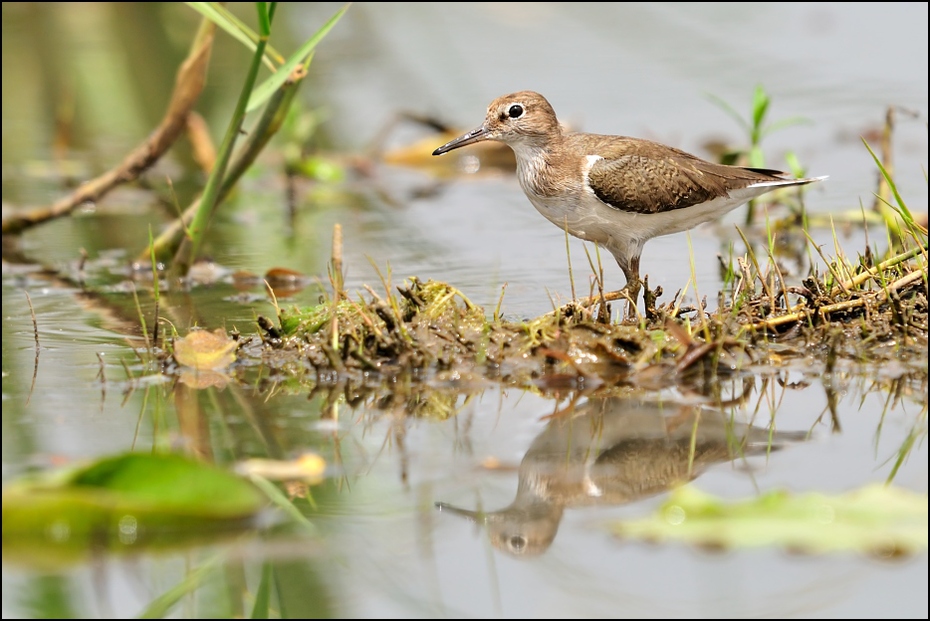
<box><xmin>1</xmin><ymin>19</ymin><xmax>216</xmax><ymax>235</ymax></box>
<box><xmin>186</xmin><ymin>111</ymin><xmax>217</xmax><ymax>174</ymax></box>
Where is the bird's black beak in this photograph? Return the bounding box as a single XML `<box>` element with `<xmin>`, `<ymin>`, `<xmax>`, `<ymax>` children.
<box><xmin>435</xmin><ymin>502</ymin><xmax>488</xmax><ymax>523</ymax></box>
<box><xmin>432</xmin><ymin>125</ymin><xmax>490</xmax><ymax>156</ymax></box>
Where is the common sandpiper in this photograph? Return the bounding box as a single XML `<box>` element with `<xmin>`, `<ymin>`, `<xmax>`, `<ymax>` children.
<box><xmin>432</xmin><ymin>91</ymin><xmax>825</xmax><ymax>307</ymax></box>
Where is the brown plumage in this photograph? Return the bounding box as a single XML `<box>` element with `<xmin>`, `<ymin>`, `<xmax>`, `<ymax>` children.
<box><xmin>585</xmin><ymin>141</ymin><xmax>801</xmax><ymax>214</ymax></box>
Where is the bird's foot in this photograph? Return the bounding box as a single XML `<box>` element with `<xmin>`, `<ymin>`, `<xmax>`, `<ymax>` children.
<box><xmin>547</xmin><ymin>279</ymin><xmax>659</xmax><ymax>323</ymax></box>
<box><xmin>547</xmin><ymin>290</ymin><xmax>623</xmax><ymax>322</ymax></box>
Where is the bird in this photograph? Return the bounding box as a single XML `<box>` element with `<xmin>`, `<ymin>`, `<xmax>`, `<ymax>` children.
<box><xmin>432</xmin><ymin>91</ymin><xmax>825</xmax><ymax>307</ymax></box>
<box><xmin>435</xmin><ymin>396</ymin><xmax>808</xmax><ymax>557</ymax></box>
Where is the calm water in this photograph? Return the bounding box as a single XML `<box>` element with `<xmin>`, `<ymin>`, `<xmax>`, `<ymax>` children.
<box><xmin>2</xmin><ymin>3</ymin><xmax>927</xmax><ymax>618</ymax></box>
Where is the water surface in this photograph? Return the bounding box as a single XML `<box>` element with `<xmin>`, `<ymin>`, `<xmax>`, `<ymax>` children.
<box><xmin>2</xmin><ymin>3</ymin><xmax>927</xmax><ymax>618</ymax></box>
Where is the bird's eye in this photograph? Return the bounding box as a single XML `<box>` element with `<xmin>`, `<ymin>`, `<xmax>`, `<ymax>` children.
<box><xmin>509</xmin><ymin>535</ymin><xmax>527</xmax><ymax>552</ymax></box>
<box><xmin>508</xmin><ymin>104</ymin><xmax>524</xmax><ymax>119</ymax></box>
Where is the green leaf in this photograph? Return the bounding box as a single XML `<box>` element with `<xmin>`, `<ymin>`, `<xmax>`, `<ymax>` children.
<box><xmin>246</xmin><ymin>4</ymin><xmax>350</xmax><ymax>113</ymax></box>
<box><xmin>66</xmin><ymin>453</ymin><xmax>261</xmax><ymax>516</ymax></box>
<box><xmin>2</xmin><ymin>453</ymin><xmax>265</xmax><ymax>568</ymax></box>
<box><xmin>610</xmin><ymin>484</ymin><xmax>928</xmax><ymax>555</ymax></box>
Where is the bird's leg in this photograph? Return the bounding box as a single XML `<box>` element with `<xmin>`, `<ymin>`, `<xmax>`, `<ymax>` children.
<box><xmin>546</xmin><ymin>251</ymin><xmax>642</xmax><ymax>322</ymax></box>
<box><xmin>619</xmin><ymin>255</ymin><xmax>642</xmax><ymax>319</ymax></box>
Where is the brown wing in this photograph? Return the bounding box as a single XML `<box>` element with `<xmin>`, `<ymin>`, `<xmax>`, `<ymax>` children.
<box><xmin>585</xmin><ymin>138</ymin><xmax>791</xmax><ymax>214</ymax></box>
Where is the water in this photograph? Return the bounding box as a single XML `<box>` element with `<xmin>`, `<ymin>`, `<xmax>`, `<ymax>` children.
<box><xmin>2</xmin><ymin>3</ymin><xmax>927</xmax><ymax>618</ymax></box>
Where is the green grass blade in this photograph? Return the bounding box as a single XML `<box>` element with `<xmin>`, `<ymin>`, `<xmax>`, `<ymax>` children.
<box><xmin>751</xmin><ymin>84</ymin><xmax>770</xmax><ymax>133</ymax></box>
<box><xmin>210</xmin><ymin>2</ymin><xmax>284</xmax><ymax>63</ymax></box>
<box><xmin>246</xmin><ymin>4</ymin><xmax>350</xmax><ymax>112</ymax></box>
<box><xmin>138</xmin><ymin>557</ymin><xmax>219</xmax><ymax>619</ymax></box>
<box><xmin>176</xmin><ymin>6</ymin><xmax>270</xmax><ymax>270</ymax></box>
<box><xmin>862</xmin><ymin>137</ymin><xmax>916</xmax><ymax>224</ymax></box>
<box><xmin>705</xmin><ymin>92</ymin><xmax>751</xmax><ymax>136</ymax></box>
<box><xmin>256</xmin><ymin>2</ymin><xmax>272</xmax><ymax>36</ymax></box>
<box><xmin>760</xmin><ymin>115</ymin><xmax>812</xmax><ymax>138</ymax></box>
<box><xmin>248</xmin><ymin>474</ymin><xmax>319</xmax><ymax>535</ymax></box>
<box><xmin>186</xmin><ymin>2</ymin><xmax>280</xmax><ymax>71</ymax></box>
<box><xmin>784</xmin><ymin>151</ymin><xmax>806</xmax><ymax>178</ymax></box>
<box><xmin>250</xmin><ymin>563</ymin><xmax>273</xmax><ymax>619</ymax></box>
<box><xmin>749</xmin><ymin>145</ymin><xmax>765</xmax><ymax>169</ymax></box>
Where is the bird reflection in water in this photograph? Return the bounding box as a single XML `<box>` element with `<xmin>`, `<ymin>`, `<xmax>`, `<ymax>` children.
<box><xmin>436</xmin><ymin>396</ymin><xmax>807</xmax><ymax>557</ymax></box>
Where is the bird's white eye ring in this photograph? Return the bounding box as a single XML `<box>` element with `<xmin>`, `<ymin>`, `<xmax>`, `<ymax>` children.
<box><xmin>508</xmin><ymin>104</ymin><xmax>524</xmax><ymax>119</ymax></box>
